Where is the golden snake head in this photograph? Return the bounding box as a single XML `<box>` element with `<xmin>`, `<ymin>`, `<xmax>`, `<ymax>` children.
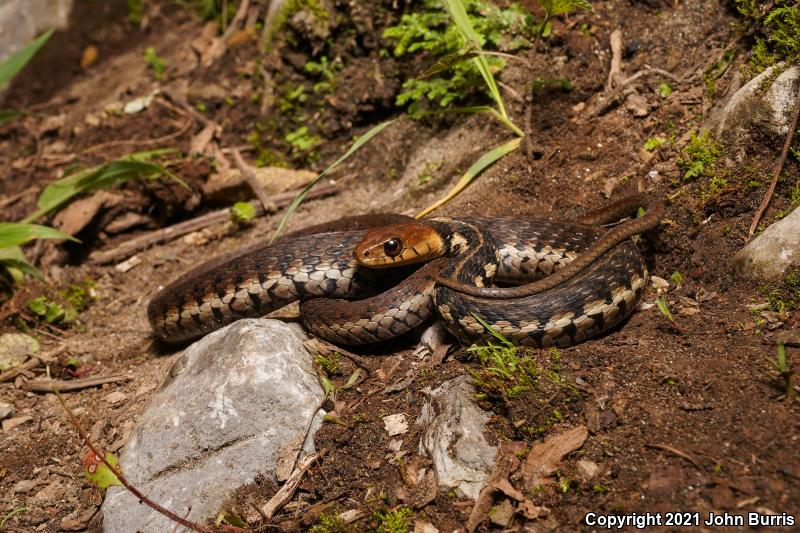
<box><xmin>354</xmin><ymin>221</ymin><xmax>446</xmax><ymax>268</ymax></box>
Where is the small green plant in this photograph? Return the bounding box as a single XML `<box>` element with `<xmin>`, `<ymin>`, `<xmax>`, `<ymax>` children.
<box><xmin>127</xmin><ymin>0</ymin><xmax>145</xmax><ymax>23</ymax></box>
<box><xmin>315</xmin><ymin>351</ymin><xmax>340</xmax><ymax>374</ymax></box>
<box><xmin>144</xmin><ymin>47</ymin><xmax>167</xmax><ymax>80</ymax></box>
<box><xmin>305</xmin><ymin>56</ymin><xmax>340</xmax><ymax>93</ymax></box>
<box><xmin>643</xmin><ymin>137</ymin><xmax>664</xmax><ymax>151</ymax></box>
<box><xmin>768</xmin><ymin>343</ymin><xmax>795</xmax><ymax>400</ymax></box>
<box><xmin>700</xmin><ymin>175</ymin><xmax>729</xmax><ymax>201</ymax></box>
<box><xmin>285</xmin><ymin>126</ymin><xmax>321</xmax><ymax>155</ymax></box>
<box><xmin>766</xmin><ymin>267</ymin><xmax>800</xmax><ymax>313</ymax></box>
<box><xmin>0</xmin><ymin>224</ymin><xmax>76</xmax><ymax>290</ymax></box>
<box><xmin>670</xmin><ymin>271</ymin><xmax>683</xmax><ymax>285</ymax></box>
<box><xmin>592</xmin><ymin>483</ymin><xmax>609</xmax><ymax>493</ymax></box>
<box><xmin>656</xmin><ymin>295</ymin><xmax>673</xmax><ymax>322</ymax></box>
<box><xmin>658</xmin><ymin>82</ymin><xmax>673</xmax><ymax>98</ymax></box>
<box><xmin>677</xmin><ymin>130</ymin><xmax>722</xmax><ymax>181</ymax></box>
<box><xmin>228</xmin><ymin>201</ymin><xmax>256</xmax><ymax>226</ymax></box>
<box><xmin>372</xmin><ymin>506</ymin><xmax>413</xmax><ymax>533</ymax></box>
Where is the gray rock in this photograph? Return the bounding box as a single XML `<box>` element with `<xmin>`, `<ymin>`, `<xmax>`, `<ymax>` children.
<box><xmin>714</xmin><ymin>64</ymin><xmax>800</xmax><ymax>142</ymax></box>
<box><xmin>101</xmin><ymin>319</ymin><xmax>325</xmax><ymax>532</ymax></box>
<box><xmin>734</xmin><ymin>206</ymin><xmax>800</xmax><ymax>280</ymax></box>
<box><xmin>0</xmin><ymin>332</ymin><xmax>38</xmax><ymax>371</ymax></box>
<box><xmin>0</xmin><ymin>0</ymin><xmax>72</xmax><ymax>62</ymax></box>
<box><xmin>417</xmin><ymin>376</ymin><xmax>496</xmax><ymax>500</ymax></box>
<box><xmin>0</xmin><ymin>401</ymin><xmax>13</xmax><ymax>420</ymax></box>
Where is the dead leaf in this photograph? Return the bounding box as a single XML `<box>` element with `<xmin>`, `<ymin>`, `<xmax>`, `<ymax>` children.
<box><xmin>383</xmin><ymin>413</ymin><xmax>409</xmax><ymax>436</ymax></box>
<box><xmin>489</xmin><ymin>499</ymin><xmax>514</xmax><ymax>527</ymax></box>
<box><xmin>60</xmin><ymin>506</ymin><xmax>99</xmax><ymax>531</ymax></box>
<box><xmin>189</xmin><ymin>123</ymin><xmax>219</xmax><ymax>155</ymax></box>
<box><xmin>52</xmin><ymin>190</ymin><xmax>125</xmax><ymax>236</ymax></box>
<box><xmin>519</xmin><ymin>500</ymin><xmax>549</xmax><ymax>520</ymax></box>
<box><xmin>2</xmin><ymin>415</ymin><xmax>33</xmax><ymax>432</ymax></box>
<box><xmin>80</xmin><ymin>45</ymin><xmax>99</xmax><ymax>69</ymax></box>
<box><xmin>522</xmin><ymin>425</ymin><xmax>588</xmax><ymax>488</ymax></box>
<box><xmin>466</xmin><ymin>441</ymin><xmax>527</xmax><ymax>533</ymax></box>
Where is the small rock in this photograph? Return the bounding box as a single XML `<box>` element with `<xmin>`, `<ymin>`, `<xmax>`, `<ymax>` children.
<box><xmin>650</xmin><ymin>276</ymin><xmax>669</xmax><ymax>290</ymax></box>
<box><xmin>489</xmin><ymin>499</ymin><xmax>515</xmax><ymax>528</ymax></box>
<box><xmin>414</xmin><ymin>520</ymin><xmax>439</xmax><ymax>533</ymax></box>
<box><xmin>12</xmin><ymin>479</ymin><xmax>38</xmax><ymax>493</ymax></box>
<box><xmin>417</xmin><ymin>376</ymin><xmax>497</xmax><ymax>500</ymax></box>
<box><xmin>2</xmin><ymin>415</ymin><xmax>32</xmax><ymax>432</ymax></box>
<box><xmin>383</xmin><ymin>413</ymin><xmax>409</xmax><ymax>436</ymax></box>
<box><xmin>104</xmin><ymin>391</ymin><xmax>128</xmax><ymax>405</ymax></box>
<box><xmin>0</xmin><ymin>401</ymin><xmax>13</xmax><ymax>420</ymax></box>
<box><xmin>577</xmin><ymin>460</ymin><xmax>600</xmax><ymax>481</ymax></box>
<box><xmin>102</xmin><ymin>319</ymin><xmax>324</xmax><ymax>532</ymax></box>
<box><xmin>0</xmin><ymin>332</ymin><xmax>39</xmax><ymax>371</ymax></box>
<box><xmin>734</xmin><ymin>206</ymin><xmax>800</xmax><ymax>281</ymax></box>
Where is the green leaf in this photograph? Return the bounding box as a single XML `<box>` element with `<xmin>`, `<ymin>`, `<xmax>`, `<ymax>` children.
<box><xmin>0</xmin><ymin>246</ymin><xmax>42</xmax><ymax>279</ymax></box>
<box><xmin>83</xmin><ymin>450</ymin><xmax>123</xmax><ymax>489</ymax></box>
<box><xmin>643</xmin><ymin>137</ymin><xmax>664</xmax><ymax>151</ymax></box>
<box><xmin>656</xmin><ymin>295</ymin><xmax>673</xmax><ymax>322</ymax></box>
<box><xmin>269</xmin><ymin>118</ymin><xmax>400</xmax><ymax>244</ymax></box>
<box><xmin>0</xmin><ymin>109</ymin><xmax>27</xmax><ymax>125</ymax></box>
<box><xmin>229</xmin><ymin>201</ymin><xmax>257</xmax><ymax>225</ymax></box>
<box><xmin>0</xmin><ymin>223</ymin><xmax>76</xmax><ymax>247</ymax></box>
<box><xmin>343</xmin><ymin>369</ymin><xmax>361</xmax><ymax>390</ymax></box>
<box><xmin>658</xmin><ymin>82</ymin><xmax>673</xmax><ymax>98</ymax></box>
<box><xmin>416</xmin><ymin>136</ymin><xmax>522</xmax><ymax>217</ymax></box>
<box><xmin>0</xmin><ymin>29</ymin><xmax>54</xmax><ymax>88</ymax></box>
<box><xmin>320</xmin><ymin>375</ymin><xmax>334</xmax><ymax>396</ymax></box>
<box><xmin>25</xmin><ymin>149</ymin><xmax>183</xmax><ymax>222</ymax></box>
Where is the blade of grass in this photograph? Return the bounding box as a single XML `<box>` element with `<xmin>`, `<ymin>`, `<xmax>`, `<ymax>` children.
<box><xmin>471</xmin><ymin>313</ymin><xmax>514</xmax><ymax>347</ymax></box>
<box><xmin>429</xmin><ymin>106</ymin><xmax>524</xmax><ymax>137</ymax></box>
<box><xmin>24</xmin><ymin>149</ymin><xmax>184</xmax><ymax>222</ymax></box>
<box><xmin>416</xmin><ymin>136</ymin><xmax>522</xmax><ymax>218</ymax></box>
<box><xmin>0</xmin><ymin>29</ymin><xmax>54</xmax><ymax>88</ymax></box>
<box><xmin>0</xmin><ymin>223</ymin><xmax>77</xmax><ymax>246</ymax></box>
<box><xmin>441</xmin><ymin>0</ymin><xmax>508</xmax><ymax>121</ymax></box>
<box><xmin>269</xmin><ymin>118</ymin><xmax>400</xmax><ymax>244</ymax></box>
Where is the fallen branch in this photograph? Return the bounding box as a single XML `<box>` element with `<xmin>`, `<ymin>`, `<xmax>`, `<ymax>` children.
<box><xmin>261</xmin><ymin>449</ymin><xmax>327</xmax><ymax>518</ymax></box>
<box><xmin>22</xmin><ymin>374</ymin><xmax>131</xmax><ymax>392</ymax></box>
<box><xmin>231</xmin><ymin>148</ymin><xmax>276</xmax><ymax>213</ymax></box>
<box><xmin>646</xmin><ymin>443</ymin><xmax>702</xmax><ymax>469</ymax></box>
<box><xmin>748</xmin><ymin>81</ymin><xmax>800</xmax><ymax>239</ymax></box>
<box><xmin>88</xmin><ymin>184</ymin><xmax>339</xmax><ymax>265</ymax></box>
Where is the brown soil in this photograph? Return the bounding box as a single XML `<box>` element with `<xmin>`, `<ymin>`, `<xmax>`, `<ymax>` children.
<box><xmin>1</xmin><ymin>0</ymin><xmax>799</xmax><ymax>532</ymax></box>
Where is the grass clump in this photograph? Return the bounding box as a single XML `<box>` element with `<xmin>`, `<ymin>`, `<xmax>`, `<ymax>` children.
<box><xmin>734</xmin><ymin>0</ymin><xmax>800</xmax><ymax>74</ymax></box>
<box><xmin>678</xmin><ymin>130</ymin><xmax>722</xmax><ymax>181</ymax></box>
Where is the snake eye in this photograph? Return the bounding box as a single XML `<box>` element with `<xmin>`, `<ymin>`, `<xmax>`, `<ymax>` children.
<box><xmin>384</xmin><ymin>238</ymin><xmax>402</xmax><ymax>257</ymax></box>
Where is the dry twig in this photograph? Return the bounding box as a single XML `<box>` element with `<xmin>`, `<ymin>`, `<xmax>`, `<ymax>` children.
<box><xmin>231</xmin><ymin>148</ymin><xmax>276</xmax><ymax>213</ymax></box>
<box><xmin>260</xmin><ymin>450</ymin><xmax>327</xmax><ymax>518</ymax></box>
<box><xmin>22</xmin><ymin>374</ymin><xmax>131</xmax><ymax>392</ymax></box>
<box><xmin>748</xmin><ymin>83</ymin><xmax>800</xmax><ymax>239</ymax></box>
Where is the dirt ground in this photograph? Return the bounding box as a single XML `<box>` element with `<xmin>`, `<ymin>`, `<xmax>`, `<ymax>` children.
<box><xmin>1</xmin><ymin>0</ymin><xmax>799</xmax><ymax>531</ymax></box>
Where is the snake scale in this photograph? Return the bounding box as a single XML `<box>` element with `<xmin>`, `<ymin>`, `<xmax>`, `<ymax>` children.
<box><xmin>148</xmin><ymin>197</ymin><xmax>660</xmax><ymax>348</ymax></box>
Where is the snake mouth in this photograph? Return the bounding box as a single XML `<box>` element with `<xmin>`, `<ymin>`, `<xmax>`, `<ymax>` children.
<box><xmin>354</xmin><ymin>221</ymin><xmax>446</xmax><ymax>268</ymax></box>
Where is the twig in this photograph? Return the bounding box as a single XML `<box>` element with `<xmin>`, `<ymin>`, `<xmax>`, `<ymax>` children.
<box><xmin>22</xmin><ymin>374</ymin><xmax>131</xmax><ymax>392</ymax></box>
<box><xmin>87</xmin><ymin>184</ymin><xmax>339</xmax><ymax>265</ymax></box>
<box><xmin>260</xmin><ymin>449</ymin><xmax>327</xmax><ymax>518</ymax></box>
<box><xmin>221</xmin><ymin>0</ymin><xmax>250</xmax><ymax>42</ymax></box>
<box><xmin>606</xmin><ymin>29</ymin><xmax>624</xmax><ymax>92</ymax></box>
<box><xmin>81</xmin><ymin>120</ymin><xmax>193</xmax><ymax>155</ymax></box>
<box><xmin>231</xmin><ymin>148</ymin><xmax>276</xmax><ymax>213</ymax></box>
<box><xmin>0</xmin><ymin>357</ymin><xmax>41</xmax><ymax>383</ymax></box>
<box><xmin>748</xmin><ymin>82</ymin><xmax>800</xmax><ymax>240</ymax></box>
<box><xmin>53</xmin><ymin>391</ymin><xmax>245</xmax><ymax>533</ymax></box>
<box><xmin>646</xmin><ymin>443</ymin><xmax>702</xmax><ymax>469</ymax></box>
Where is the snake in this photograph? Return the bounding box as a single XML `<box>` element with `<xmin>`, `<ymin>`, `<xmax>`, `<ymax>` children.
<box><xmin>148</xmin><ymin>196</ymin><xmax>660</xmax><ymax>348</ymax></box>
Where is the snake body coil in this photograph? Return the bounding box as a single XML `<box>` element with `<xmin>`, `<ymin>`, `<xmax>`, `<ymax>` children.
<box><xmin>149</xmin><ymin>203</ymin><xmax>657</xmax><ymax>347</ymax></box>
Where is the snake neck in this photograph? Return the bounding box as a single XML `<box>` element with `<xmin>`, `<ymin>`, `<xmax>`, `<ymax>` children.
<box><xmin>427</xmin><ymin>218</ymin><xmax>500</xmax><ymax>288</ymax></box>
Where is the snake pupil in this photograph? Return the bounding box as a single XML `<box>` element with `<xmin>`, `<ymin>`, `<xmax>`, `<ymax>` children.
<box><xmin>384</xmin><ymin>238</ymin><xmax>402</xmax><ymax>257</ymax></box>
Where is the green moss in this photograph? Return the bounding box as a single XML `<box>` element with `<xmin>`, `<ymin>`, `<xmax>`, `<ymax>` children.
<box><xmin>309</xmin><ymin>509</ymin><xmax>348</xmax><ymax>533</ymax></box>
<box><xmin>143</xmin><ymin>47</ymin><xmax>167</xmax><ymax>80</ymax></box>
<box><xmin>734</xmin><ymin>0</ymin><xmax>800</xmax><ymax>74</ymax></box>
<box><xmin>372</xmin><ymin>507</ymin><xmax>413</xmax><ymax>533</ymax></box>
<box><xmin>677</xmin><ymin>130</ymin><xmax>722</xmax><ymax>181</ymax></box>
<box><xmin>766</xmin><ymin>267</ymin><xmax>800</xmax><ymax>313</ymax></box>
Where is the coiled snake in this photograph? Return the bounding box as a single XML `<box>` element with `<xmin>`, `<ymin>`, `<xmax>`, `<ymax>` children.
<box><xmin>148</xmin><ymin>195</ymin><xmax>661</xmax><ymax>348</ymax></box>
